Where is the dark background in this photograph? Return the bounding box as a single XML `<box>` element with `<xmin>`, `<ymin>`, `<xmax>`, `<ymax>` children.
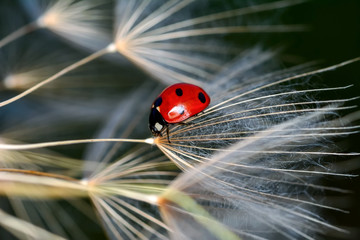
<box><xmin>277</xmin><ymin>1</ymin><xmax>360</xmax><ymax>238</ymax></box>
<box><xmin>276</xmin><ymin>1</ymin><xmax>360</xmax><ymax>238</ymax></box>
<box><xmin>0</xmin><ymin>0</ymin><xmax>359</xmax><ymax>239</ymax></box>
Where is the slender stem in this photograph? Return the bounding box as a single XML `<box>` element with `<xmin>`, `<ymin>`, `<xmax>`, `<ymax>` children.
<box><xmin>0</xmin><ymin>168</ymin><xmax>77</xmax><ymax>182</ymax></box>
<box><xmin>0</xmin><ymin>22</ymin><xmax>38</xmax><ymax>48</ymax></box>
<box><xmin>0</xmin><ymin>46</ymin><xmax>113</xmax><ymax>107</ymax></box>
<box><xmin>0</xmin><ymin>138</ymin><xmax>154</xmax><ymax>150</ymax></box>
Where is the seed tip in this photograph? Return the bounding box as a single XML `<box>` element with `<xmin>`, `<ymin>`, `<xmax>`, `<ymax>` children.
<box><xmin>145</xmin><ymin>138</ymin><xmax>155</xmax><ymax>145</ymax></box>
<box><xmin>106</xmin><ymin>43</ymin><xmax>117</xmax><ymax>53</ymax></box>
<box><xmin>147</xmin><ymin>195</ymin><xmax>159</xmax><ymax>204</ymax></box>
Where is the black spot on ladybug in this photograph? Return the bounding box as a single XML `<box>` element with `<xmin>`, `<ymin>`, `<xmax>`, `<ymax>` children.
<box><xmin>198</xmin><ymin>92</ymin><xmax>206</xmax><ymax>103</ymax></box>
<box><xmin>175</xmin><ymin>88</ymin><xmax>183</xmax><ymax>96</ymax></box>
<box><xmin>154</xmin><ymin>97</ymin><xmax>162</xmax><ymax>107</ymax></box>
<box><xmin>179</xmin><ymin>109</ymin><xmax>185</xmax><ymax>115</ymax></box>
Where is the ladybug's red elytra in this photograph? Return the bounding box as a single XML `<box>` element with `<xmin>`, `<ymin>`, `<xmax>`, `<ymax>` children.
<box><xmin>149</xmin><ymin>83</ymin><xmax>210</xmax><ymax>141</ymax></box>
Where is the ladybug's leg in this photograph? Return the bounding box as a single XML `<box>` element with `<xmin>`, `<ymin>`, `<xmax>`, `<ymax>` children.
<box><xmin>166</xmin><ymin>125</ymin><xmax>171</xmax><ymax>143</ymax></box>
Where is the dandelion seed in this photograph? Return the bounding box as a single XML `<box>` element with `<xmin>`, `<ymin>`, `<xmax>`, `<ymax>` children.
<box><xmin>157</xmin><ymin>109</ymin><xmax>359</xmax><ymax>239</ymax></box>
<box><xmin>113</xmin><ymin>0</ymin><xmax>309</xmax><ymax>85</ymax></box>
<box><xmin>0</xmin><ymin>0</ymin><xmax>115</xmax><ymax>106</ymax></box>
<box><xmin>153</xmin><ymin>59</ymin><xmax>360</xmax><ymax>239</ymax></box>
<box><xmin>17</xmin><ymin>0</ymin><xmax>111</xmax><ymax>51</ymax></box>
<box><xmin>0</xmin><ymin>144</ymin><xmax>177</xmax><ymax>239</ymax></box>
<box><xmin>0</xmin><ymin>41</ymin><xmax>134</xmax><ymax>97</ymax></box>
<box><xmin>0</xmin><ymin>87</ymin><xmax>173</xmax><ymax>238</ymax></box>
<box><xmin>0</xmin><ymin>45</ymin><xmax>114</xmax><ymax>107</ymax></box>
<box><xmin>0</xmin><ymin>39</ymin><xmax>78</xmax><ymax>92</ymax></box>
<box><xmin>88</xmin><ymin>147</ymin><xmax>176</xmax><ymax>240</ymax></box>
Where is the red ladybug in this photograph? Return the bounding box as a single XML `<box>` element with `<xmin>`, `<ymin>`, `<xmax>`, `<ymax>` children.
<box><xmin>149</xmin><ymin>83</ymin><xmax>210</xmax><ymax>141</ymax></box>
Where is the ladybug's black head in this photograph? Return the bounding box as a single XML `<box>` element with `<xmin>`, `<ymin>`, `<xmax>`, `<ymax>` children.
<box><xmin>149</xmin><ymin>108</ymin><xmax>167</xmax><ymax>136</ymax></box>
<box><xmin>149</xmin><ymin>97</ymin><xmax>168</xmax><ymax>136</ymax></box>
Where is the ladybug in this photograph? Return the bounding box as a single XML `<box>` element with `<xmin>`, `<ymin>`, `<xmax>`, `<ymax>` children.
<box><xmin>149</xmin><ymin>83</ymin><xmax>210</xmax><ymax>141</ymax></box>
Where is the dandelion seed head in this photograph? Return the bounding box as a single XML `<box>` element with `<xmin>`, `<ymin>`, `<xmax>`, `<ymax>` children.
<box><xmin>111</xmin><ymin>0</ymin><xmax>310</xmax><ymax>85</ymax></box>
<box><xmin>2</xmin><ymin>68</ymin><xmax>55</xmax><ymax>91</ymax></box>
<box><xmin>23</xmin><ymin>0</ymin><xmax>112</xmax><ymax>51</ymax></box>
<box><xmin>145</xmin><ymin>137</ymin><xmax>155</xmax><ymax>145</ymax></box>
<box><xmin>105</xmin><ymin>42</ymin><xmax>117</xmax><ymax>53</ymax></box>
<box><xmin>153</xmin><ymin>63</ymin><xmax>359</xmax><ymax>238</ymax></box>
<box><xmin>156</xmin><ymin>196</ymin><xmax>167</xmax><ymax>207</ymax></box>
<box><xmin>37</xmin><ymin>10</ymin><xmax>61</xmax><ymax>29</ymax></box>
<box><xmin>2</xmin><ymin>68</ymin><xmax>52</xmax><ymax>91</ymax></box>
<box><xmin>79</xmin><ymin>178</ymin><xmax>89</xmax><ymax>186</ymax></box>
<box><xmin>115</xmin><ymin>39</ymin><xmax>127</xmax><ymax>51</ymax></box>
<box><xmin>0</xmin><ymin>37</ymin><xmax>89</xmax><ymax>94</ymax></box>
<box><xmin>155</xmin><ymin>57</ymin><xmax>357</xmax><ymax>168</ymax></box>
<box><xmin>3</xmin><ymin>73</ymin><xmax>26</xmax><ymax>90</ymax></box>
<box><xmin>159</xmin><ymin>113</ymin><xmax>356</xmax><ymax>239</ymax></box>
<box><xmin>148</xmin><ymin>195</ymin><xmax>160</xmax><ymax>205</ymax></box>
<box><xmin>149</xmin><ymin>55</ymin><xmax>360</xmax><ymax>239</ymax></box>
<box><xmin>85</xmin><ymin>146</ymin><xmax>176</xmax><ymax>240</ymax></box>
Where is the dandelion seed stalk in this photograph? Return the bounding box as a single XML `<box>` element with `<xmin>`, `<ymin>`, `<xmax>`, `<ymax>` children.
<box><xmin>0</xmin><ymin>22</ymin><xmax>38</xmax><ymax>49</ymax></box>
<box><xmin>0</xmin><ymin>137</ymin><xmax>154</xmax><ymax>150</ymax></box>
<box><xmin>0</xmin><ymin>171</ymin><xmax>88</xmax><ymax>198</ymax></box>
<box><xmin>0</xmin><ymin>45</ymin><xmax>115</xmax><ymax>107</ymax></box>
